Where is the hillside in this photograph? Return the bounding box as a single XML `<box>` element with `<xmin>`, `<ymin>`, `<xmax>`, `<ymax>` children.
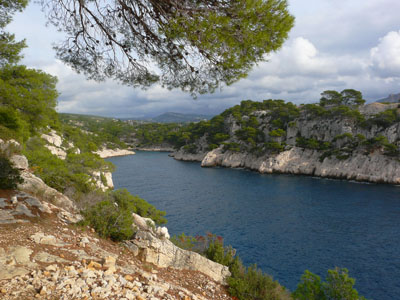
<box><xmin>376</xmin><ymin>93</ymin><xmax>400</xmax><ymax>103</ymax></box>
<box><xmin>167</xmin><ymin>95</ymin><xmax>400</xmax><ymax>184</ymax></box>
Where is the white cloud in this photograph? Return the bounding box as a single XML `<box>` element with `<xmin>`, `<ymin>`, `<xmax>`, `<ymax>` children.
<box><xmin>370</xmin><ymin>30</ymin><xmax>400</xmax><ymax>78</ymax></box>
<box><xmin>6</xmin><ymin>1</ymin><xmax>400</xmax><ymax>117</ymax></box>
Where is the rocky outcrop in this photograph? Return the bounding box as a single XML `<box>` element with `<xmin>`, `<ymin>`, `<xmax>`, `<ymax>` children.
<box><xmin>0</xmin><ymin>192</ymin><xmax>233</xmax><ymax>300</ymax></box>
<box><xmin>41</xmin><ymin>130</ymin><xmax>79</xmax><ymax>160</ymax></box>
<box><xmin>170</xmin><ymin>150</ymin><xmax>207</xmax><ymax>162</ymax></box>
<box><xmin>199</xmin><ymin>146</ymin><xmax>400</xmax><ymax>184</ymax></box>
<box><xmin>173</xmin><ymin>102</ymin><xmax>400</xmax><ymax>184</ymax></box>
<box><xmin>91</xmin><ymin>171</ymin><xmax>114</xmax><ymax>191</ymax></box>
<box><xmin>126</xmin><ymin>213</ymin><xmax>230</xmax><ymax>284</ymax></box>
<box><xmin>134</xmin><ymin>146</ymin><xmax>175</xmax><ymax>152</ymax></box>
<box><xmin>94</xmin><ymin>148</ymin><xmax>135</xmax><ymax>158</ymax></box>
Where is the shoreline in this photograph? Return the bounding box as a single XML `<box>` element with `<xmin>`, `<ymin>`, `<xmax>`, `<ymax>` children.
<box><xmin>94</xmin><ymin>148</ymin><xmax>136</xmax><ymax>158</ymax></box>
<box><xmin>170</xmin><ymin>147</ymin><xmax>400</xmax><ymax>185</ymax></box>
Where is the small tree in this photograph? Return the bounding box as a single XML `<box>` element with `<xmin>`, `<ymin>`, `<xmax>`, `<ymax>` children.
<box><xmin>0</xmin><ymin>156</ymin><xmax>24</xmax><ymax>189</ymax></box>
<box><xmin>293</xmin><ymin>268</ymin><xmax>366</xmax><ymax>300</ymax></box>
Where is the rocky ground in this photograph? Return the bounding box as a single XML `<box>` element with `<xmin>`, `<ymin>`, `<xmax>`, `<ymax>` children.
<box><xmin>0</xmin><ymin>190</ymin><xmax>233</xmax><ymax>300</ymax></box>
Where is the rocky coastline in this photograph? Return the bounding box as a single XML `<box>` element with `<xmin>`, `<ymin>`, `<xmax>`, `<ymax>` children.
<box><xmin>170</xmin><ymin>102</ymin><xmax>400</xmax><ymax>185</ymax></box>
<box><xmin>94</xmin><ymin>148</ymin><xmax>136</xmax><ymax>158</ymax></box>
<box><xmin>171</xmin><ymin>146</ymin><xmax>400</xmax><ymax>184</ymax></box>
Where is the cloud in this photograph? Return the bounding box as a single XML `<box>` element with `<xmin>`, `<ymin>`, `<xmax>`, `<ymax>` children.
<box><xmin>6</xmin><ymin>1</ymin><xmax>400</xmax><ymax>117</ymax></box>
<box><xmin>370</xmin><ymin>30</ymin><xmax>400</xmax><ymax>78</ymax></box>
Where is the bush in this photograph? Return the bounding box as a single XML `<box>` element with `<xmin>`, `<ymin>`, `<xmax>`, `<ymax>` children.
<box><xmin>172</xmin><ymin>232</ymin><xmax>290</xmax><ymax>300</ymax></box>
<box><xmin>293</xmin><ymin>268</ymin><xmax>366</xmax><ymax>300</ymax></box>
<box><xmin>0</xmin><ymin>156</ymin><xmax>24</xmax><ymax>189</ymax></box>
<box><xmin>228</xmin><ymin>264</ymin><xmax>290</xmax><ymax>300</ymax></box>
<box><xmin>269</xmin><ymin>129</ymin><xmax>286</xmax><ymax>137</ymax></box>
<box><xmin>80</xmin><ymin>189</ymin><xmax>166</xmax><ymax>241</ymax></box>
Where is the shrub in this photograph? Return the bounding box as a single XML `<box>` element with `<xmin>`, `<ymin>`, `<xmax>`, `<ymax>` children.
<box><xmin>80</xmin><ymin>189</ymin><xmax>166</xmax><ymax>241</ymax></box>
<box><xmin>228</xmin><ymin>264</ymin><xmax>290</xmax><ymax>300</ymax></box>
<box><xmin>293</xmin><ymin>268</ymin><xmax>366</xmax><ymax>300</ymax></box>
<box><xmin>170</xmin><ymin>233</ymin><xmax>198</xmax><ymax>251</ymax></box>
<box><xmin>223</xmin><ymin>142</ymin><xmax>241</xmax><ymax>152</ymax></box>
<box><xmin>269</xmin><ymin>129</ymin><xmax>286</xmax><ymax>137</ymax></box>
<box><xmin>0</xmin><ymin>156</ymin><xmax>24</xmax><ymax>189</ymax></box>
<box><xmin>264</xmin><ymin>142</ymin><xmax>285</xmax><ymax>154</ymax></box>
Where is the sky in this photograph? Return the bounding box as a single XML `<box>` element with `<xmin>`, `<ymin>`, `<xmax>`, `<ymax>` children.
<box><xmin>7</xmin><ymin>0</ymin><xmax>400</xmax><ymax>118</ymax></box>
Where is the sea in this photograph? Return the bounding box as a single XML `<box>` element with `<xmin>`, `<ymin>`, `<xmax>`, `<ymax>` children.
<box><xmin>107</xmin><ymin>151</ymin><xmax>400</xmax><ymax>300</ymax></box>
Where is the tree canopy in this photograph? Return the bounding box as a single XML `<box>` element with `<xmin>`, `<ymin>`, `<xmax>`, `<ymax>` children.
<box><xmin>40</xmin><ymin>0</ymin><xmax>294</xmax><ymax>95</ymax></box>
<box><xmin>320</xmin><ymin>89</ymin><xmax>365</xmax><ymax>107</ymax></box>
<box><xmin>0</xmin><ymin>0</ymin><xmax>59</xmax><ymax>138</ymax></box>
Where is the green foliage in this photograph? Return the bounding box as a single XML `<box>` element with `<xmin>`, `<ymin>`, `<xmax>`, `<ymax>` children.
<box><xmin>170</xmin><ymin>233</ymin><xmax>198</xmax><ymax>251</ymax></box>
<box><xmin>60</xmin><ymin>115</ymin><xmax>129</xmax><ymax>151</ymax></box>
<box><xmin>0</xmin><ymin>0</ymin><xmax>28</xmax><ymax>66</ymax></box>
<box><xmin>303</xmin><ymin>104</ymin><xmax>327</xmax><ymax>118</ymax></box>
<box><xmin>296</xmin><ymin>137</ymin><xmax>331</xmax><ymax>151</ymax></box>
<box><xmin>320</xmin><ymin>89</ymin><xmax>365</xmax><ymax>107</ymax></box>
<box><xmin>23</xmin><ymin>137</ymin><xmax>114</xmax><ymax>195</ymax></box>
<box><xmin>0</xmin><ymin>155</ymin><xmax>24</xmax><ymax>189</ymax></box>
<box><xmin>0</xmin><ymin>65</ymin><xmax>59</xmax><ymax>133</ymax></box>
<box><xmin>364</xmin><ymin>109</ymin><xmax>400</xmax><ymax>128</ymax></box>
<box><xmin>269</xmin><ymin>129</ymin><xmax>286</xmax><ymax>137</ymax></box>
<box><xmin>228</xmin><ymin>264</ymin><xmax>289</xmax><ymax>300</ymax></box>
<box><xmin>293</xmin><ymin>268</ymin><xmax>366</xmax><ymax>300</ymax></box>
<box><xmin>223</xmin><ymin>142</ymin><xmax>241</xmax><ymax>152</ymax></box>
<box><xmin>264</xmin><ymin>142</ymin><xmax>285</xmax><ymax>154</ymax></box>
<box><xmin>80</xmin><ymin>189</ymin><xmax>166</xmax><ymax>241</ymax></box>
<box><xmin>333</xmin><ymin>133</ymin><xmax>353</xmax><ymax>141</ymax></box>
<box><xmin>292</xmin><ymin>270</ymin><xmax>324</xmax><ymax>300</ymax></box>
<box><xmin>362</xmin><ymin>135</ymin><xmax>399</xmax><ymax>156</ymax></box>
<box><xmin>46</xmin><ymin>0</ymin><xmax>294</xmax><ymax>95</ymax></box>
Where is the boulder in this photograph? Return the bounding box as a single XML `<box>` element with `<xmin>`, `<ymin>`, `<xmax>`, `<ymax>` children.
<box><xmin>9</xmin><ymin>155</ymin><xmax>29</xmax><ymax>170</ymax></box>
<box><xmin>18</xmin><ymin>171</ymin><xmax>76</xmax><ymax>212</ymax></box>
<box><xmin>130</xmin><ymin>230</ymin><xmax>230</xmax><ymax>284</ymax></box>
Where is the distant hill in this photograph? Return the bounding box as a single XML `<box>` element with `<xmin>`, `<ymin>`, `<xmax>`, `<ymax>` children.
<box><xmin>150</xmin><ymin>112</ymin><xmax>213</xmax><ymax>123</ymax></box>
<box><xmin>125</xmin><ymin>112</ymin><xmax>214</xmax><ymax>123</ymax></box>
<box><xmin>376</xmin><ymin>93</ymin><xmax>400</xmax><ymax>103</ymax></box>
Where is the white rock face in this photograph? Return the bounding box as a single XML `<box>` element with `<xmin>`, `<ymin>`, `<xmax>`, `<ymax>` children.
<box><xmin>170</xmin><ymin>150</ymin><xmax>207</xmax><ymax>162</ymax></box>
<box><xmin>19</xmin><ymin>171</ymin><xmax>77</xmax><ymax>212</ymax></box>
<box><xmin>127</xmin><ymin>213</ymin><xmax>230</xmax><ymax>282</ymax></box>
<box><xmin>131</xmin><ymin>230</ymin><xmax>230</xmax><ymax>283</ymax></box>
<box><xmin>41</xmin><ymin>130</ymin><xmax>75</xmax><ymax>160</ymax></box>
<box><xmin>94</xmin><ymin>148</ymin><xmax>135</xmax><ymax>158</ymax></box>
<box><xmin>193</xmin><ymin>147</ymin><xmax>400</xmax><ymax>184</ymax></box>
<box><xmin>91</xmin><ymin>171</ymin><xmax>114</xmax><ymax>191</ymax></box>
<box><xmin>41</xmin><ymin>130</ymin><xmax>63</xmax><ymax>147</ymax></box>
<box><xmin>9</xmin><ymin>155</ymin><xmax>29</xmax><ymax>170</ymax></box>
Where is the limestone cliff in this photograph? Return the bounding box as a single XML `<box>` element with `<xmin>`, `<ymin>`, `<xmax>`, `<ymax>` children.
<box><xmin>171</xmin><ymin>102</ymin><xmax>400</xmax><ymax>184</ymax></box>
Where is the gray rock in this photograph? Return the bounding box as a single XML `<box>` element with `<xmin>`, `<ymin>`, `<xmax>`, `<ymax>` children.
<box><xmin>34</xmin><ymin>252</ymin><xmax>68</xmax><ymax>263</ymax></box>
<box><xmin>10</xmin><ymin>155</ymin><xmax>29</xmax><ymax>170</ymax></box>
<box><xmin>13</xmin><ymin>203</ymin><xmax>36</xmax><ymax>217</ymax></box>
<box><xmin>0</xmin><ymin>198</ymin><xmax>8</xmax><ymax>208</ymax></box>
<box><xmin>131</xmin><ymin>230</ymin><xmax>230</xmax><ymax>283</ymax></box>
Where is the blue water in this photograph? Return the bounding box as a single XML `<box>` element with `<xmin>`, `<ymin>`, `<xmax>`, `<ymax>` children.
<box><xmin>108</xmin><ymin>151</ymin><xmax>400</xmax><ymax>299</ymax></box>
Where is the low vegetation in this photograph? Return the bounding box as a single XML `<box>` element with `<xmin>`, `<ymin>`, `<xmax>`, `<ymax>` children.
<box><xmin>79</xmin><ymin>189</ymin><xmax>166</xmax><ymax>241</ymax></box>
<box><xmin>171</xmin><ymin>233</ymin><xmax>366</xmax><ymax>300</ymax></box>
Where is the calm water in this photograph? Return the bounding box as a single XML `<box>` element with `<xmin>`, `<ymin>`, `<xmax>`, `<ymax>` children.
<box><xmin>108</xmin><ymin>151</ymin><xmax>400</xmax><ymax>299</ymax></box>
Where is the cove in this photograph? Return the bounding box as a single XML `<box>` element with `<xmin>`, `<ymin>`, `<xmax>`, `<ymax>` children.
<box><xmin>107</xmin><ymin>151</ymin><xmax>400</xmax><ymax>300</ymax></box>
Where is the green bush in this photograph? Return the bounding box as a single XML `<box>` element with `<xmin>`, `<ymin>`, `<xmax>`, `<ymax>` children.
<box><xmin>223</xmin><ymin>142</ymin><xmax>241</xmax><ymax>152</ymax></box>
<box><xmin>228</xmin><ymin>264</ymin><xmax>290</xmax><ymax>300</ymax></box>
<box><xmin>0</xmin><ymin>156</ymin><xmax>24</xmax><ymax>189</ymax></box>
<box><xmin>293</xmin><ymin>268</ymin><xmax>366</xmax><ymax>300</ymax></box>
<box><xmin>80</xmin><ymin>189</ymin><xmax>166</xmax><ymax>241</ymax></box>
<box><xmin>264</xmin><ymin>142</ymin><xmax>285</xmax><ymax>153</ymax></box>
<box><xmin>269</xmin><ymin>129</ymin><xmax>286</xmax><ymax>137</ymax></box>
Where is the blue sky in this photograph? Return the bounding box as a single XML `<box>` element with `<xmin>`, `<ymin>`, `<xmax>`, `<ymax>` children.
<box><xmin>7</xmin><ymin>0</ymin><xmax>400</xmax><ymax>118</ymax></box>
